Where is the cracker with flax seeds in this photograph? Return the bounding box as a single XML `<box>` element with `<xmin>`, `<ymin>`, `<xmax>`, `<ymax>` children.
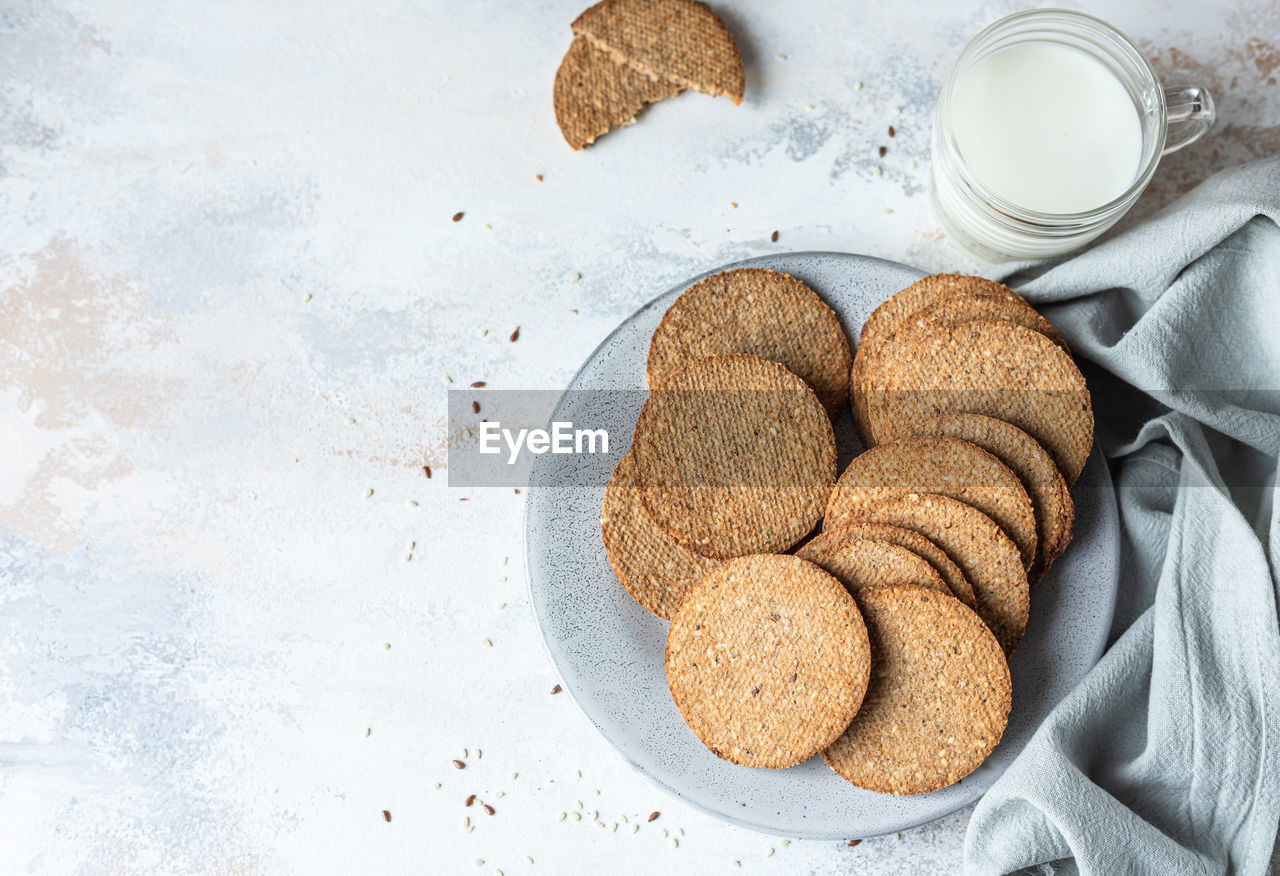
<box><xmin>865</xmin><ymin>321</ymin><xmax>1094</xmax><ymax>485</ymax></box>
<box><xmin>823</xmin><ymin>492</ymin><xmax>1028</xmax><ymax>656</ymax></box>
<box><xmin>601</xmin><ymin>453</ymin><xmax>719</xmax><ymax>620</ymax></box>
<box><xmin>906</xmin><ymin>413</ymin><xmax>1074</xmax><ymax>582</ymax></box>
<box><xmin>631</xmin><ymin>354</ymin><xmax>836</xmax><ymax>559</ymax></box>
<box><xmin>665</xmin><ymin>555</ymin><xmax>869</xmax><ymax>768</ymax></box>
<box><xmin>647</xmin><ymin>268</ymin><xmax>852</xmax><ymax>417</ymax></box>
<box><xmin>822</xmin><ymin>584</ymin><xmax>1011</xmax><ymax>795</ymax></box>
<box><xmin>817</xmin><ymin>522</ymin><xmax>974</xmax><ymax>608</ymax></box>
<box><xmin>795</xmin><ymin>532</ymin><xmax>949</xmax><ymax>595</ymax></box>
<box><xmin>826</xmin><ymin>436</ymin><xmax>1038</xmax><ymax>572</ymax></box>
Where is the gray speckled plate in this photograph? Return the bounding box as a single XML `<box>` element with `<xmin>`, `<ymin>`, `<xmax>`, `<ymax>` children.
<box><xmin>525</xmin><ymin>252</ymin><xmax>1119</xmax><ymax>840</ymax></box>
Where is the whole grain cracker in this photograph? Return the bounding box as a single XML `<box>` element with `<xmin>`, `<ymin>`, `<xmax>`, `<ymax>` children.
<box><xmin>822</xmin><ymin>492</ymin><xmax>1028</xmax><ymax>655</ymax></box>
<box><xmin>601</xmin><ymin>453</ymin><xmax>719</xmax><ymax>619</ymax></box>
<box><xmin>851</xmin><ymin>275</ymin><xmax>1022</xmax><ymax>443</ymax></box>
<box><xmin>907</xmin><ymin>413</ymin><xmax>1074</xmax><ymax>582</ymax></box>
<box><xmin>572</xmin><ymin>0</ymin><xmax>745</xmax><ymax>105</ymax></box>
<box><xmin>825</xmin><ymin>436</ymin><xmax>1037</xmax><ymax>572</ymax></box>
<box><xmin>817</xmin><ymin>522</ymin><xmax>974</xmax><ymax>608</ymax></box>
<box><xmin>647</xmin><ymin>268</ymin><xmax>852</xmax><ymax>417</ymax></box>
<box><xmin>631</xmin><ymin>354</ymin><xmax>836</xmax><ymax>559</ymax></box>
<box><xmin>795</xmin><ymin>533</ymin><xmax>948</xmax><ymax>595</ymax></box>
<box><xmin>665</xmin><ymin>555</ymin><xmax>870</xmax><ymax>768</ymax></box>
<box><xmin>554</xmin><ymin>36</ymin><xmax>683</xmax><ymax>150</ymax></box>
<box><xmin>822</xmin><ymin>584</ymin><xmax>1011</xmax><ymax>795</ymax></box>
<box><xmin>865</xmin><ymin>321</ymin><xmax>1093</xmax><ymax>485</ymax></box>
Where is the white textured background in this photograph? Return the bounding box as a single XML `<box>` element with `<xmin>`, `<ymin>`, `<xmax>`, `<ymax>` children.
<box><xmin>2</xmin><ymin>0</ymin><xmax>1278</xmax><ymax>873</ymax></box>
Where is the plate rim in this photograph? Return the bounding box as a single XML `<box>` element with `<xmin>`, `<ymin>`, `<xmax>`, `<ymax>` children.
<box><xmin>523</xmin><ymin>250</ymin><xmax>1120</xmax><ymax>838</ymax></box>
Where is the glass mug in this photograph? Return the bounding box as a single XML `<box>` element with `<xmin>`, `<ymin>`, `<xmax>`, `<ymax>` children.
<box><xmin>930</xmin><ymin>9</ymin><xmax>1216</xmax><ymax>261</ymax></box>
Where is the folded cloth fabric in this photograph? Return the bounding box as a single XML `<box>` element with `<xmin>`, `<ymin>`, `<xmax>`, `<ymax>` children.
<box><xmin>964</xmin><ymin>155</ymin><xmax>1280</xmax><ymax>875</ymax></box>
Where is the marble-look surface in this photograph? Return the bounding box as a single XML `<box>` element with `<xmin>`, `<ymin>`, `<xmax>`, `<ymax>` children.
<box><xmin>2</xmin><ymin>1</ymin><xmax>1277</xmax><ymax>873</ymax></box>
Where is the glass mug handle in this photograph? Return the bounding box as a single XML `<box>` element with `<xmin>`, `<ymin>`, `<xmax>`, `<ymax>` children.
<box><xmin>1162</xmin><ymin>85</ymin><xmax>1216</xmax><ymax>155</ymax></box>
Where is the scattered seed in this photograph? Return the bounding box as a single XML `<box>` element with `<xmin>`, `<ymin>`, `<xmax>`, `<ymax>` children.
<box><xmin>472</xmin><ymin>401</ymin><xmax>480</xmax><ymax>414</ymax></box>
<box><xmin>855</xmin><ymin>80</ymin><xmax>863</xmax><ymax>90</ymax></box>
<box><xmin>471</xmin><ymin>381</ymin><xmax>486</xmax><ymax>388</ymax></box>
<box><xmin>406</xmin><ymin>499</ymin><xmax>418</xmax><ymax>508</ymax></box>
<box><xmin>525</xmin><ymin>857</ymin><xmax>534</xmax><ymax>864</ymax></box>
<box><xmin>730</xmin><ymin>201</ymin><xmax>738</xmax><ymax>208</ymax></box>
<box><xmin>509</xmin><ymin>327</ymin><xmax>519</xmax><ymax>342</ymax></box>
<box><xmin>575</xmin><ymin>770</ymin><xmax>581</xmax><ymax>778</ymax></box>
<box><xmin>382</xmin><ymin>810</ymin><xmax>391</xmax><ymax>822</ymax></box>
<box><xmin>661</xmin><ymin>829</ymin><xmax>668</xmax><ymax>839</ymax></box>
<box><xmin>363</xmin><ymin>488</ymin><xmax>373</xmax><ymax>499</ymax></box>
<box><xmin>878</xmin><ymin>145</ymin><xmax>887</xmax><ymax>158</ymax></box>
<box><xmin>511</xmin><ymin>772</ymin><xmax>518</xmax><ymax>780</ymax></box>
<box><xmin>344</xmin><ymin>416</ymin><xmax>355</xmax><ymax>425</ymax></box>
<box><xmin>557</xmin><ymin>812</ymin><xmax>567</xmax><ymax>822</ymax></box>
<box><xmin>589</xmin><ymin>811</ymin><xmax>598</xmax><ymax>821</ymax></box>
<box><xmin>610</xmin><ymin>823</ymin><xmax>618</xmax><ymax>833</ymax></box>
<box><xmin>483</xmin><ymin>804</ymin><xmax>495</xmax><ymax>816</ymax></box>
<box><xmin>496</xmin><ymin>601</ymin><xmax>506</xmax><ymax>611</ymax></box>
<box><xmin>496</xmin><ymin>576</ymin><xmax>507</xmax><ymax>583</ymax></box>
<box><xmin>551</xmin><ymin>684</ymin><xmax>562</xmax><ymax>694</ymax></box>
<box><xmin>466</xmin><ymin>825</ymin><xmax>474</xmax><ymax>833</ymax></box>
<box><xmin>771</xmin><ymin>230</ymin><xmax>779</xmax><ymax>242</ymax></box>
<box><xmin>442</xmin><ymin>375</ymin><xmax>453</xmax><ymax>384</ymax></box>
<box><xmin>804</xmin><ymin>103</ymin><xmax>815</xmax><ymax>111</ymax></box>
<box><xmin>495</xmin><ymin>791</ymin><xmax>504</xmax><ymax>798</ymax></box>
<box><xmin>765</xmin><ymin>848</ymin><xmax>774</xmax><ymax>857</ymax></box>
<box><xmin>848</xmin><ymin>839</ymin><xmax>862</xmax><ymax>847</ymax></box>
<box><xmin>453</xmin><ymin>760</ymin><xmax>466</xmax><ymax>770</ymax></box>
<box><xmin>380</xmin><ymin>643</ymin><xmax>391</xmax><ymax>650</ymax></box>
<box><xmin>910</xmin><ymin>160</ymin><xmax>918</xmax><ymax>170</ymax></box>
<box><xmin>678</xmin><ymin>828</ymin><xmax>684</xmax><ymax>837</ymax></box>
<box><xmin>595</xmin><ymin>821</ymin><xmax>604</xmax><ymax>829</ymax></box>
<box><xmin>894</xmin><ymin>832</ymin><xmax>902</xmax><ymax>840</ymax></box>
<box><xmin>570</xmin><ymin>811</ymin><xmax>581</xmax><ymax>822</ymax></box>
<box><xmin>575</xmin><ymin>800</ymin><xmax>583</xmax><ymax>809</ymax></box>
<box><xmin>592</xmin><ymin>789</ymin><xmax>600</xmax><ymax>796</ymax></box>
<box><xmin>475</xmin><ymin>749</ymin><xmax>482</xmax><ymax>759</ymax></box>
<box><xmin>452</xmin><ymin>212</ymin><xmax>464</xmax><ymax>222</ymax></box>
<box><xmin>462</xmin><ymin>749</ymin><xmax>469</xmax><ymax>758</ymax></box>
<box><xmin>888</xmin><ymin>125</ymin><xmax>896</xmax><ymax>137</ymax></box>
<box><xmin>648</xmin><ymin>811</ymin><xmax>660</xmax><ymax>822</ymax></box>
<box><xmin>501</xmin><ymin>556</ymin><xmax>508</xmax><ymax>565</ymax></box>
<box><xmin>775</xmin><ymin>52</ymin><xmax>787</xmax><ymax>60</ymax></box>
<box><xmin>465</xmin><ymin>795</ymin><xmax>476</xmax><ymax>807</ymax></box>
<box><xmin>404</xmin><ymin>553</ymin><xmax>412</xmax><ymax>562</ymax></box>
<box><xmin>670</xmin><ymin>838</ymin><xmax>678</xmax><ymax>849</ymax></box>
<box><xmin>569</xmin><ymin>272</ymin><xmax>581</xmax><ymax>283</ymax></box>
<box><xmin>432</xmin><ymin>782</ymin><xmax>441</xmax><ymax>789</ymax></box>
<box><xmin>478</xmin><ymin>328</ymin><xmax>488</xmax><ymax>337</ymax></box>
<box><xmin>473</xmin><ymin>860</ymin><xmax>483</xmax><ymax>867</ymax></box>
<box><xmin>732</xmin><ymin>862</ymin><xmax>740</xmax><ymax>868</ymax></box>
<box><xmin>481</xmin><ymin>638</ymin><xmax>493</xmax><ymax>648</ymax></box>
<box><xmin>874</xmin><ymin>166</ymin><xmax>882</xmax><ymax>176</ymax></box>
<box><xmin>364</xmin><ymin>728</ymin><xmax>372</xmax><ymax>737</ymax></box>
<box><xmin>483</xmin><ymin>223</ymin><xmax>492</xmax><ymax>230</ymax></box>
<box><xmin>780</xmin><ymin>839</ymin><xmax>791</xmax><ymax>846</ymax></box>
<box><xmin>631</xmin><ymin>824</ymin><xmax>639</xmax><ymax>834</ymax></box>
<box><xmin>883</xmin><ymin>207</ymin><xmax>894</xmax><ymax>214</ymax></box>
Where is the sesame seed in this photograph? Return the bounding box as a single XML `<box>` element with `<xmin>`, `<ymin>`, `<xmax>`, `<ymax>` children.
<box><xmin>670</xmin><ymin>838</ymin><xmax>678</xmax><ymax>849</ymax></box>
<box><xmin>483</xmin><ymin>223</ymin><xmax>492</xmax><ymax>230</ymax></box>
<box><xmin>571</xmin><ymin>812</ymin><xmax>581</xmax><ymax>822</ymax></box>
<box><xmin>575</xmin><ymin>800</ymin><xmax>583</xmax><ymax>809</ymax></box>
<box><xmin>473</xmin><ymin>860</ymin><xmax>483</xmax><ymax>867</ymax></box>
<box><xmin>481</xmin><ymin>638</ymin><xmax>493</xmax><ymax>648</ymax></box>
<box><xmin>595</xmin><ymin>821</ymin><xmax>604</xmax><ymax>829</ymax></box>
<box><xmin>500</xmin><ymin>556</ymin><xmax>508</xmax><ymax>565</ymax></box>
<box><xmin>620</xmin><ymin>815</ymin><xmax>628</xmax><ymax>824</ymax></box>
<box><xmin>775</xmin><ymin>52</ymin><xmax>787</xmax><ymax>60</ymax></box>
<box><xmin>452</xmin><ymin>212</ymin><xmax>464</xmax><ymax>222</ymax></box>
<box><xmin>462</xmin><ymin>817</ymin><xmax>470</xmax><ymax>829</ymax></box>
<box><xmin>592</xmin><ymin>789</ymin><xmax>600</xmax><ymax>796</ymax></box>
<box><xmin>432</xmin><ymin>782</ymin><xmax>441</xmax><ymax>789</ymax></box>
<box><xmin>406</xmin><ymin>499</ymin><xmax>418</xmax><ymax>507</ymax></box>
<box><xmin>363</xmin><ymin>488</ymin><xmax>373</xmax><ymax>499</ymax></box>
<box><xmin>496</xmin><ymin>576</ymin><xmax>507</xmax><ymax>583</ymax></box>
<box><xmin>535</xmin><ymin>173</ymin><xmax>543</xmax><ymax>182</ymax></box>
<box><xmin>364</xmin><ymin>728</ymin><xmax>371</xmax><ymax>737</ymax></box>
<box><xmin>569</xmin><ymin>272</ymin><xmax>581</xmax><ymax>283</ymax></box>
<box><xmin>765</xmin><ymin>848</ymin><xmax>774</xmax><ymax>857</ymax></box>
<box><xmin>381</xmin><ymin>643</ymin><xmax>391</xmax><ymax>650</ymax></box>
<box><xmin>404</xmin><ymin>554</ymin><xmax>412</xmax><ymax>562</ymax></box>
<box><xmin>804</xmin><ymin>103</ymin><xmax>815</xmax><ymax>111</ymax></box>
<box><xmin>780</xmin><ymin>839</ymin><xmax>790</xmax><ymax>846</ymax></box>
<box><xmin>589</xmin><ymin>811</ymin><xmax>597</xmax><ymax>821</ymax></box>
<box><xmin>910</xmin><ymin>160</ymin><xmax>918</xmax><ymax>170</ymax></box>
<box><xmin>661</xmin><ymin>828</ymin><xmax>668</xmax><ymax>838</ymax></box>
<box><xmin>303</xmin><ymin>293</ymin><xmax>312</xmax><ymax>303</ymax></box>
<box><xmin>631</xmin><ymin>824</ymin><xmax>639</xmax><ymax>834</ymax></box>
<box><xmin>678</xmin><ymin>828</ymin><xmax>684</xmax><ymax>837</ymax></box>
<box><xmin>732</xmin><ymin>862</ymin><xmax>740</xmax><ymax>868</ymax></box>
<box><xmin>496</xmin><ymin>602</ymin><xmax>506</xmax><ymax>611</ymax></box>
<box><xmin>610</xmin><ymin>823</ymin><xmax>618</xmax><ymax>832</ymax></box>
<box><xmin>893</xmin><ymin>107</ymin><xmax>902</xmax><ymax>114</ymax></box>
<box><xmin>874</xmin><ymin>166</ymin><xmax>882</xmax><ymax>176</ymax></box>
<box><xmin>557</xmin><ymin>812</ymin><xmax>566</xmax><ymax>822</ymax></box>
<box><xmin>525</xmin><ymin>857</ymin><xmax>534</xmax><ymax>864</ymax></box>
<box><xmin>575</xmin><ymin>769</ymin><xmax>582</xmax><ymax>778</ymax></box>
<box><xmin>894</xmin><ymin>832</ymin><xmax>902</xmax><ymax>840</ymax></box>
<box><xmin>443</xmin><ymin>375</ymin><xmax>453</xmax><ymax>384</ymax></box>
<box><xmin>465</xmin><ymin>825</ymin><xmax>474</xmax><ymax>833</ymax></box>
<box><xmin>344</xmin><ymin>416</ymin><xmax>355</xmax><ymax>425</ymax></box>
<box><xmin>495</xmin><ymin>791</ymin><xmax>504</xmax><ymax>799</ymax></box>
<box><xmin>855</xmin><ymin>80</ymin><xmax>863</xmax><ymax>90</ymax></box>
<box><xmin>883</xmin><ymin>208</ymin><xmax>894</xmax><ymax>214</ymax></box>
<box><xmin>475</xmin><ymin>749</ymin><xmax>482</xmax><ymax>759</ymax></box>
<box><xmin>478</xmin><ymin>328</ymin><xmax>488</xmax><ymax>337</ymax></box>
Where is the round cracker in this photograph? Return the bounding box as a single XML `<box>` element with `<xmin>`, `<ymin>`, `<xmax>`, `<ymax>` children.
<box><xmin>826</xmin><ymin>436</ymin><xmax>1038</xmax><ymax>572</ymax></box>
<box><xmin>851</xmin><ymin>275</ymin><xmax>1023</xmax><ymax>442</ymax></box>
<box><xmin>647</xmin><ymin>268</ymin><xmax>852</xmax><ymax>417</ymax></box>
<box><xmin>906</xmin><ymin>413</ymin><xmax>1075</xmax><ymax>582</ymax></box>
<box><xmin>821</xmin><ymin>492</ymin><xmax>1028</xmax><ymax>655</ymax></box>
<box><xmin>601</xmin><ymin>454</ymin><xmax>720</xmax><ymax>619</ymax></box>
<box><xmin>795</xmin><ymin>532</ymin><xmax>949</xmax><ymax>595</ymax></box>
<box><xmin>865</xmin><ymin>321</ymin><xmax>1093</xmax><ymax>485</ymax></box>
<box><xmin>665</xmin><ymin>555</ymin><xmax>870</xmax><ymax>768</ymax></box>
<box><xmin>821</xmin><ymin>584</ymin><xmax>1011</xmax><ymax>795</ymax></box>
<box><xmin>632</xmin><ymin>354</ymin><xmax>836</xmax><ymax>559</ymax></box>
<box><xmin>818</xmin><ymin>522</ymin><xmax>975</xmax><ymax>608</ymax></box>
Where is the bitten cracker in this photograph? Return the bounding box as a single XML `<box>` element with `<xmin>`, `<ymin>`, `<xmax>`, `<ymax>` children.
<box><xmin>631</xmin><ymin>354</ymin><xmax>836</xmax><ymax>559</ymax></box>
<box><xmin>865</xmin><ymin>321</ymin><xmax>1094</xmax><ymax>485</ymax></box>
<box><xmin>795</xmin><ymin>532</ymin><xmax>949</xmax><ymax>595</ymax></box>
<box><xmin>822</xmin><ymin>492</ymin><xmax>1029</xmax><ymax>655</ymax></box>
<box><xmin>825</xmin><ymin>436</ymin><xmax>1038</xmax><ymax>572</ymax></box>
<box><xmin>665</xmin><ymin>555</ymin><xmax>870</xmax><ymax>768</ymax></box>
<box><xmin>817</xmin><ymin>522</ymin><xmax>975</xmax><ymax>608</ymax></box>
<box><xmin>822</xmin><ymin>584</ymin><xmax>1011</xmax><ymax>795</ymax></box>
<box><xmin>602</xmin><ymin>453</ymin><xmax>719</xmax><ymax>619</ymax></box>
<box><xmin>572</xmin><ymin>0</ymin><xmax>745</xmax><ymax>104</ymax></box>
<box><xmin>647</xmin><ymin>268</ymin><xmax>852</xmax><ymax>417</ymax></box>
<box><xmin>907</xmin><ymin>413</ymin><xmax>1074</xmax><ymax>582</ymax></box>
<box><xmin>554</xmin><ymin>36</ymin><xmax>683</xmax><ymax>150</ymax></box>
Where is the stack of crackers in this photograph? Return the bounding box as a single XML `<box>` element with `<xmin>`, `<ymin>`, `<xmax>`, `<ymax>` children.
<box><xmin>601</xmin><ymin>268</ymin><xmax>1093</xmax><ymax>795</ymax></box>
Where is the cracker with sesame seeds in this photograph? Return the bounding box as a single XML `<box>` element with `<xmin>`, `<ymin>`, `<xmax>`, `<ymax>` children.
<box><xmin>821</xmin><ymin>492</ymin><xmax>1028</xmax><ymax>655</ymax></box>
<box><xmin>602</xmin><ymin>453</ymin><xmax>719</xmax><ymax>620</ymax></box>
<box><xmin>822</xmin><ymin>584</ymin><xmax>1010</xmax><ymax>795</ymax></box>
<box><xmin>665</xmin><ymin>555</ymin><xmax>870</xmax><ymax>768</ymax></box>
<box><xmin>865</xmin><ymin>321</ymin><xmax>1093</xmax><ymax>484</ymax></box>
<box><xmin>646</xmin><ymin>268</ymin><xmax>852</xmax><ymax>418</ymax></box>
<box><xmin>631</xmin><ymin>354</ymin><xmax>836</xmax><ymax>559</ymax></box>
<box><xmin>906</xmin><ymin>413</ymin><xmax>1074</xmax><ymax>582</ymax></box>
<box><xmin>826</xmin><ymin>436</ymin><xmax>1038</xmax><ymax>572</ymax></box>
<box><xmin>794</xmin><ymin>532</ymin><xmax>949</xmax><ymax>595</ymax></box>
<box><xmin>818</xmin><ymin>522</ymin><xmax>974</xmax><ymax>607</ymax></box>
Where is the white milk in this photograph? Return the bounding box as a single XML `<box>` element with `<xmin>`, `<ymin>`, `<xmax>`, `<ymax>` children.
<box><xmin>950</xmin><ymin>43</ymin><xmax>1142</xmax><ymax>214</ymax></box>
